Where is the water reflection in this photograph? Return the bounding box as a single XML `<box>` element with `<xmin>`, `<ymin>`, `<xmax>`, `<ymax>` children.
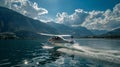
<box><xmin>0</xmin><ymin>39</ymin><xmax>120</xmax><ymax>67</ymax></box>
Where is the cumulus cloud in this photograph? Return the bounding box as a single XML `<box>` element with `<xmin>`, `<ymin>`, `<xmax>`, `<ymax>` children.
<box><xmin>82</xmin><ymin>3</ymin><xmax>120</xmax><ymax>30</ymax></box>
<box><xmin>0</xmin><ymin>0</ymin><xmax>49</xmax><ymax>22</ymax></box>
<box><xmin>56</xmin><ymin>3</ymin><xmax>120</xmax><ymax>31</ymax></box>
<box><xmin>56</xmin><ymin>9</ymin><xmax>88</xmax><ymax>25</ymax></box>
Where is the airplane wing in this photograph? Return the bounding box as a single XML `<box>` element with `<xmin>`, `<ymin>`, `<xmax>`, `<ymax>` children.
<box><xmin>38</xmin><ymin>33</ymin><xmax>72</xmax><ymax>37</ymax></box>
<box><xmin>38</xmin><ymin>33</ymin><xmax>55</xmax><ymax>37</ymax></box>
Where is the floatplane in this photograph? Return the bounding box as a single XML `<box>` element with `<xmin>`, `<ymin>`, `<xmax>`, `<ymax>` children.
<box><xmin>39</xmin><ymin>33</ymin><xmax>75</xmax><ymax>49</ymax></box>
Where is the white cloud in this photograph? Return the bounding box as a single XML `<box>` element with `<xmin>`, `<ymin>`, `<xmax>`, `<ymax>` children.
<box><xmin>82</xmin><ymin>3</ymin><xmax>120</xmax><ymax>30</ymax></box>
<box><xmin>32</xmin><ymin>2</ymin><xmax>48</xmax><ymax>15</ymax></box>
<box><xmin>56</xmin><ymin>12</ymin><xmax>70</xmax><ymax>24</ymax></box>
<box><xmin>56</xmin><ymin>3</ymin><xmax>120</xmax><ymax>31</ymax></box>
<box><xmin>56</xmin><ymin>9</ymin><xmax>88</xmax><ymax>25</ymax></box>
<box><xmin>0</xmin><ymin>0</ymin><xmax>49</xmax><ymax>22</ymax></box>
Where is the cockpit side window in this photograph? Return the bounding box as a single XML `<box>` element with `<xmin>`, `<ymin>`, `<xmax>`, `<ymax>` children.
<box><xmin>55</xmin><ymin>37</ymin><xmax>60</xmax><ymax>40</ymax></box>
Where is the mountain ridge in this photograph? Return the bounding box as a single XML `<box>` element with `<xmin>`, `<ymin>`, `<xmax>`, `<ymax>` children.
<box><xmin>47</xmin><ymin>22</ymin><xmax>93</xmax><ymax>37</ymax></box>
<box><xmin>0</xmin><ymin>6</ymin><xmax>58</xmax><ymax>39</ymax></box>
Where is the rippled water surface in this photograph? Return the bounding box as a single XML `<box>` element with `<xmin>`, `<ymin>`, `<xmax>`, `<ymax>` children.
<box><xmin>0</xmin><ymin>39</ymin><xmax>120</xmax><ymax>67</ymax></box>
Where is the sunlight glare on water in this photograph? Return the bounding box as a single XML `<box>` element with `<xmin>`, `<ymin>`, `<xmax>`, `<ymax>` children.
<box><xmin>24</xmin><ymin>60</ymin><xmax>28</xmax><ymax>65</ymax></box>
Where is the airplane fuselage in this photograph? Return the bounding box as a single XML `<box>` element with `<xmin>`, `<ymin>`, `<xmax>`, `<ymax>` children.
<box><xmin>48</xmin><ymin>36</ymin><xmax>74</xmax><ymax>44</ymax></box>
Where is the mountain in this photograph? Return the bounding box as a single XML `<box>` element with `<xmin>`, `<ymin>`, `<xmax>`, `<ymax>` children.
<box><xmin>105</xmin><ymin>28</ymin><xmax>120</xmax><ymax>36</ymax></box>
<box><xmin>0</xmin><ymin>6</ymin><xmax>58</xmax><ymax>39</ymax></box>
<box><xmin>47</xmin><ymin>22</ymin><xmax>93</xmax><ymax>37</ymax></box>
<box><xmin>90</xmin><ymin>30</ymin><xmax>108</xmax><ymax>35</ymax></box>
<box><xmin>0</xmin><ymin>6</ymin><xmax>57</xmax><ymax>33</ymax></box>
<box><xmin>0</xmin><ymin>6</ymin><xmax>93</xmax><ymax>39</ymax></box>
<box><xmin>101</xmin><ymin>28</ymin><xmax>120</xmax><ymax>38</ymax></box>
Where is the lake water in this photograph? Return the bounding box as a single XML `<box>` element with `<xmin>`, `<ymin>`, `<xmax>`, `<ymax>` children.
<box><xmin>0</xmin><ymin>39</ymin><xmax>120</xmax><ymax>67</ymax></box>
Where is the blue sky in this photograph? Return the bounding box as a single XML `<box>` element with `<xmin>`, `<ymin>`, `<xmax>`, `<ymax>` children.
<box><xmin>0</xmin><ymin>0</ymin><xmax>120</xmax><ymax>30</ymax></box>
<box><xmin>30</xmin><ymin>0</ymin><xmax>120</xmax><ymax>18</ymax></box>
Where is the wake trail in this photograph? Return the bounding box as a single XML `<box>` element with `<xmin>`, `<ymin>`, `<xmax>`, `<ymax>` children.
<box><xmin>57</xmin><ymin>43</ymin><xmax>120</xmax><ymax>64</ymax></box>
